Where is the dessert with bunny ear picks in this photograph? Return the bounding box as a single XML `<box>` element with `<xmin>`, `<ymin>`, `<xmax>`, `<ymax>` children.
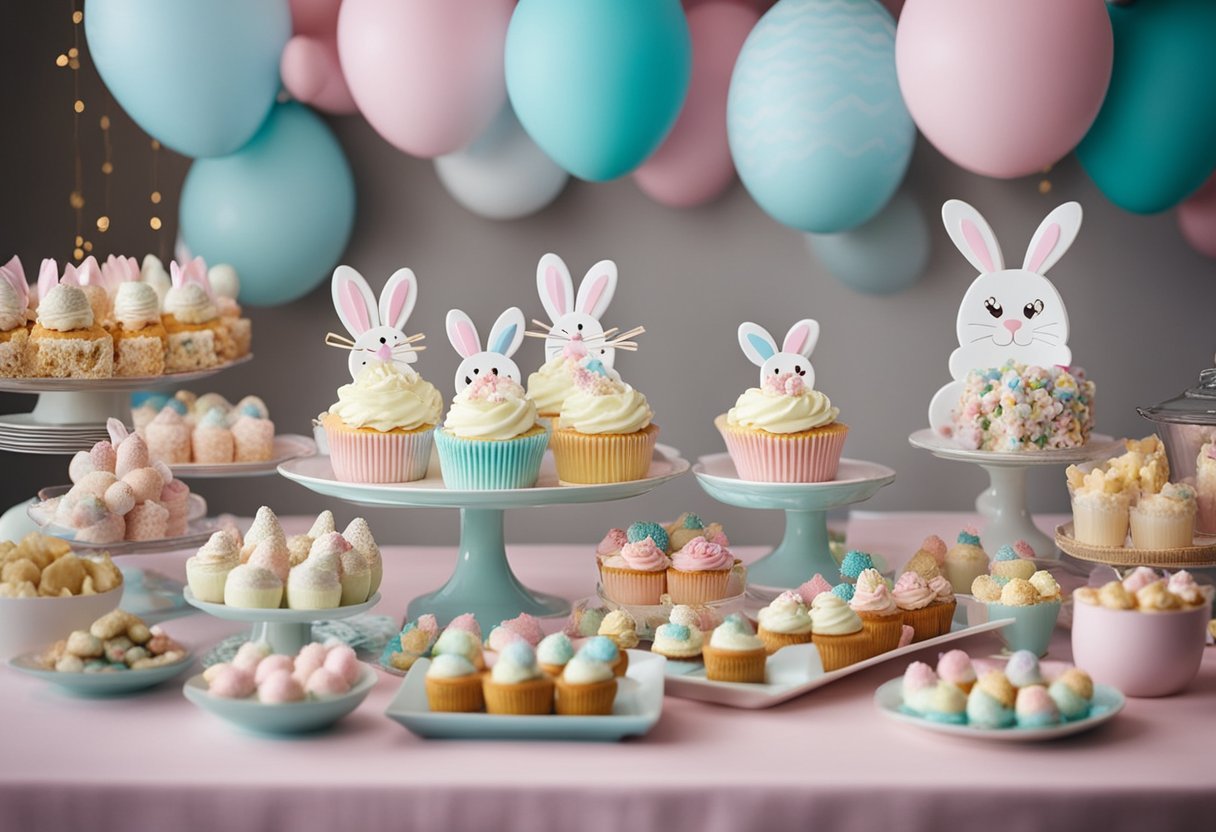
<box><xmin>927</xmin><ymin>200</ymin><xmax>1095</xmax><ymax>451</ymax></box>
<box><xmin>433</xmin><ymin>307</ymin><xmax>551</xmax><ymax>490</ymax></box>
<box><xmin>320</xmin><ymin>265</ymin><xmax>443</xmax><ymax>483</ymax></box>
<box><xmin>717</xmin><ymin>318</ymin><xmax>847</xmax><ymax>482</ymax></box>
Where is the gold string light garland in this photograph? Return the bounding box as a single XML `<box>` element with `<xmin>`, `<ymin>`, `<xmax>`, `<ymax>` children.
<box><xmin>58</xmin><ymin>0</ymin><xmax>91</xmax><ymax>262</ymax></box>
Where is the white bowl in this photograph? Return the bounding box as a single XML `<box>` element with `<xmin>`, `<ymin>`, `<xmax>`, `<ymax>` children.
<box><xmin>0</xmin><ymin>585</ymin><xmax>123</xmax><ymax>661</ymax></box>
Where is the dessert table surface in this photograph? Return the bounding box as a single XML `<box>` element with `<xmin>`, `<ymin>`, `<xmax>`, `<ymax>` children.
<box><xmin>3</xmin><ymin>512</ymin><xmax>1215</xmax><ymax>832</ymax></box>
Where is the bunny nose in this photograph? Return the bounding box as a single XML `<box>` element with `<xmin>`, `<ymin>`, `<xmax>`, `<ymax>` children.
<box><xmin>562</xmin><ymin>336</ymin><xmax>588</xmax><ymax>359</ymax></box>
<box><xmin>375</xmin><ymin>343</ymin><xmax>392</xmax><ymax>360</ymax></box>
<box><xmin>1003</xmin><ymin>319</ymin><xmax>1022</xmax><ymax>334</ymax></box>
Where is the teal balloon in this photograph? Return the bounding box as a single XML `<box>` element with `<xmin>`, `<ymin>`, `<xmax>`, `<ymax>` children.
<box><xmin>85</xmin><ymin>0</ymin><xmax>290</xmax><ymax>158</ymax></box>
<box><xmin>179</xmin><ymin>104</ymin><xmax>356</xmax><ymax>307</ymax></box>
<box><xmin>505</xmin><ymin>0</ymin><xmax>691</xmax><ymax>181</ymax></box>
<box><xmin>1076</xmin><ymin>0</ymin><xmax>1216</xmax><ymax>214</ymax></box>
<box><xmin>806</xmin><ymin>192</ymin><xmax>928</xmax><ymax>295</ymax></box>
<box><xmin>728</xmin><ymin>0</ymin><xmax>914</xmax><ymax>233</ymax></box>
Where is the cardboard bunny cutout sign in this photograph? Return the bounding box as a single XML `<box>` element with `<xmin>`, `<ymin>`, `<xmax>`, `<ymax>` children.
<box><xmin>737</xmin><ymin>319</ymin><xmax>821</xmax><ymax>390</ymax></box>
<box><xmin>446</xmin><ymin>306</ymin><xmax>526</xmax><ymax>393</ymax></box>
<box><xmin>534</xmin><ymin>252</ymin><xmax>618</xmax><ymax>367</ymax></box>
<box><xmin>928</xmin><ymin>199</ymin><xmax>1081</xmax><ymax>435</ymax></box>
<box><xmin>329</xmin><ymin>265</ymin><xmax>422</xmax><ymax>379</ymax></box>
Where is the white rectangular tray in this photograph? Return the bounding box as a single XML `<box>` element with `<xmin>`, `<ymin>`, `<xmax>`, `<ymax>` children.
<box><xmin>663</xmin><ymin>597</ymin><xmax>1012</xmax><ymax>709</ymax></box>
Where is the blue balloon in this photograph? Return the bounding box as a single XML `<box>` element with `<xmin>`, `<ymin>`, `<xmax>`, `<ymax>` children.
<box><xmin>806</xmin><ymin>191</ymin><xmax>929</xmax><ymax>295</ymax></box>
<box><xmin>728</xmin><ymin>0</ymin><xmax>914</xmax><ymax>233</ymax></box>
<box><xmin>505</xmin><ymin>0</ymin><xmax>691</xmax><ymax>182</ymax></box>
<box><xmin>85</xmin><ymin>0</ymin><xmax>290</xmax><ymax>158</ymax></box>
<box><xmin>179</xmin><ymin>103</ymin><xmax>355</xmax><ymax>307</ymax></box>
<box><xmin>1076</xmin><ymin>0</ymin><xmax>1216</xmax><ymax>214</ymax></box>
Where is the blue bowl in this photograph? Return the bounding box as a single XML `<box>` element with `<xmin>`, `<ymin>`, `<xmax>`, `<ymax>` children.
<box><xmin>986</xmin><ymin>600</ymin><xmax>1061</xmax><ymax>657</ymax></box>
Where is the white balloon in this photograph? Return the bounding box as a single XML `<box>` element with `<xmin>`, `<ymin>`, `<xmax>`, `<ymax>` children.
<box><xmin>435</xmin><ymin>104</ymin><xmax>568</xmax><ymax>221</ymax></box>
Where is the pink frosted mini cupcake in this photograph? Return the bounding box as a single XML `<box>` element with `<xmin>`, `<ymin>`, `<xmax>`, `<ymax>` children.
<box><xmin>599</xmin><ymin>536</ymin><xmax>670</xmax><ymax>605</ymax></box>
<box><xmin>159</xmin><ymin>477</ymin><xmax>191</xmax><ymax>537</ymax></box>
<box><xmin>192</xmin><ymin>408</ymin><xmax>235</xmax><ymax>464</ymax></box>
<box><xmin>146</xmin><ymin>408</ymin><xmax>192</xmax><ymax>464</ymax></box>
<box><xmin>667</xmin><ymin>536</ymin><xmax>736</xmax><ymax>604</ymax></box>
<box><xmin>231</xmin><ymin>412</ymin><xmax>274</xmax><ymax>462</ymax></box>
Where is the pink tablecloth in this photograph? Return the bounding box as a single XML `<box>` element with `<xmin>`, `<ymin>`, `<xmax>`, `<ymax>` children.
<box><xmin>2</xmin><ymin>513</ymin><xmax>1215</xmax><ymax>832</ymax></box>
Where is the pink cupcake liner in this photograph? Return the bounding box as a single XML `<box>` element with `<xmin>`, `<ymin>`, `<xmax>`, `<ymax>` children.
<box><xmin>716</xmin><ymin>416</ymin><xmax>847</xmax><ymax>483</ymax></box>
<box><xmin>326</xmin><ymin>424</ymin><xmax>432</xmax><ymax>484</ymax></box>
<box><xmin>599</xmin><ymin>566</ymin><xmax>666</xmax><ymax>605</ymax></box>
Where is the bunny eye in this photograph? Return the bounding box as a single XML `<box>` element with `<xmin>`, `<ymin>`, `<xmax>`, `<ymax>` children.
<box><xmin>492</xmin><ymin>367</ymin><xmax>499</xmax><ymax>375</ymax></box>
<box><xmin>464</xmin><ymin>376</ymin><xmax>472</xmax><ymax>385</ymax></box>
<box><xmin>794</xmin><ymin>365</ymin><xmax>802</xmax><ymax>374</ymax></box>
<box><xmin>1023</xmin><ymin>299</ymin><xmax>1044</xmax><ymax>319</ymax></box>
<box><xmin>984</xmin><ymin>297</ymin><xmax>1003</xmax><ymax>318</ymax></box>
<box><xmin>577</xmin><ymin>323</ymin><xmax>583</xmax><ymax>331</ymax></box>
<box><xmin>379</xmin><ymin>337</ymin><xmax>386</xmax><ymax>344</ymax></box>
<box><xmin>473</xmin><ymin>368</ymin><xmax>479</xmax><ymax>375</ymax></box>
<box><xmin>773</xmin><ymin>368</ymin><xmax>780</xmax><ymax>375</ymax></box>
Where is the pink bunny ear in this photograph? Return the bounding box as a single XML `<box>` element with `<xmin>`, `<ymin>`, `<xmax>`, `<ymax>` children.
<box><xmin>783</xmin><ymin>325</ymin><xmax>809</xmax><ymax>354</ymax></box>
<box><xmin>186</xmin><ymin>256</ymin><xmax>215</xmax><ymax>298</ymax></box>
<box><xmin>545</xmin><ymin>266</ymin><xmax>567</xmax><ymax>315</ymax></box>
<box><xmin>1022</xmin><ymin>202</ymin><xmax>1082</xmax><ymax>276</ymax></box>
<box><xmin>60</xmin><ymin>262</ymin><xmax>80</xmax><ymax>287</ymax></box>
<box><xmin>535</xmin><ymin>253</ymin><xmax>573</xmax><ymax>321</ymax></box>
<box><xmin>341</xmin><ymin>280</ymin><xmax>370</xmax><ymax>333</ymax></box>
<box><xmin>106</xmin><ymin>417</ymin><xmax>129</xmax><ymax>446</ymax></box>
<box><xmin>0</xmin><ymin>257</ymin><xmax>27</xmax><ymax>306</ymax></box>
<box><xmin>38</xmin><ymin>259</ymin><xmax>58</xmax><ymax>300</ymax></box>
<box><xmin>445</xmin><ymin>310</ymin><xmax>480</xmax><ymax>358</ymax></box>
<box><xmin>169</xmin><ymin>260</ymin><xmax>184</xmax><ymax>288</ymax></box>
<box><xmin>77</xmin><ymin>255</ymin><xmax>102</xmax><ymax>286</ymax></box>
<box><xmin>575</xmin><ymin>260</ymin><xmax>617</xmax><ymax>318</ymax></box>
<box><xmin>942</xmin><ymin>200</ymin><xmax>1005</xmax><ymax>274</ymax></box>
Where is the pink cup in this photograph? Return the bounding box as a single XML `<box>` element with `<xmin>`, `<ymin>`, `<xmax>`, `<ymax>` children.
<box><xmin>1070</xmin><ymin>599</ymin><xmax>1211</xmax><ymax>697</ymax></box>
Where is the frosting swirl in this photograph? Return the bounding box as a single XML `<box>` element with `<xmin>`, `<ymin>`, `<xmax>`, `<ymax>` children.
<box><xmin>604</xmin><ymin>538</ymin><xmax>669</xmax><ymax>572</ymax></box>
<box><xmin>426</xmin><ymin>653</ymin><xmax>476</xmax><ymax>679</ymax></box>
<box><xmin>442</xmin><ymin>375</ymin><xmax>538</xmax><ymax>440</ymax></box>
<box><xmin>849</xmin><ymin>568</ymin><xmax>899</xmax><ymax>615</ymax></box>
<box><xmin>892</xmin><ymin>572</ymin><xmax>936</xmax><ymax>611</ymax></box>
<box><xmin>810</xmin><ymin>593</ymin><xmax>863</xmax><ymax>635</ymax></box>
<box><xmin>559</xmin><ymin>368</ymin><xmax>652</xmax><ymax>434</ymax></box>
<box><xmin>0</xmin><ymin>281</ymin><xmax>25</xmax><ymax>331</ymax></box>
<box><xmin>164</xmin><ymin>283</ymin><xmax>217</xmax><ymax>324</ymax></box>
<box><xmin>113</xmin><ymin>282</ymin><xmax>161</xmax><ymax>330</ymax></box>
<box><xmin>37</xmin><ymin>284</ymin><xmax>93</xmax><ymax>331</ymax></box>
<box><xmin>597</xmin><ymin>609</ymin><xmax>639</xmax><ymax>649</ymax></box>
<box><xmin>536</xmin><ymin>633</ymin><xmax>574</xmax><ymax>667</ymax></box>
<box><xmin>757</xmin><ymin>591</ymin><xmax>813</xmax><ymax>634</ymax></box>
<box><xmin>491</xmin><ymin>642</ymin><xmax>544</xmax><ymax>684</ymax></box>
<box><xmin>526</xmin><ymin>355</ymin><xmax>578</xmax><ymax>414</ymax></box>
<box><xmin>928</xmin><ymin>575</ymin><xmax>955</xmax><ymax>603</ymax></box>
<box><xmin>726</xmin><ymin>384</ymin><xmax>838</xmax><ymax>434</ymax></box>
<box><xmin>670</xmin><ymin>536</ymin><xmax>734</xmax><ymax>571</ymax></box>
<box><xmin>709</xmin><ymin>614</ymin><xmax>764</xmax><ymax>651</ymax></box>
<box><xmin>328</xmin><ymin>362</ymin><xmax>443</xmax><ymax>432</ymax></box>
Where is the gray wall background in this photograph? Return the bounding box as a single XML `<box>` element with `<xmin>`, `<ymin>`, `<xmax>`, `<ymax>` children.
<box><xmin>2</xmin><ymin>3</ymin><xmax>1214</xmax><ymax>547</ymax></box>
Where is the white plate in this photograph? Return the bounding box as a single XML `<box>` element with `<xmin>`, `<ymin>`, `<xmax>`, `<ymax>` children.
<box><xmin>909</xmin><ymin>428</ymin><xmax>1120</xmax><ymax>466</ymax></box>
<box><xmin>873</xmin><ymin>677</ymin><xmax>1124</xmax><ymax>741</ymax></box>
<box><xmin>0</xmin><ymin>354</ymin><xmax>253</xmax><ymax>394</ymax></box>
<box><xmin>28</xmin><ymin>492</ymin><xmax>216</xmax><ymax>555</ymax></box>
<box><xmin>182</xmin><ymin>588</ymin><xmax>381</xmax><ymax>622</ymax></box>
<box><xmin>384</xmin><ymin>650</ymin><xmax>665</xmax><ymax>741</ymax></box>
<box><xmin>0</xmin><ymin>413</ymin><xmax>116</xmax><ymax>433</ymax></box>
<box><xmin>169</xmin><ymin>434</ymin><xmax>317</xmax><ymax>479</ymax></box>
<box><xmin>662</xmin><ymin>598</ymin><xmax>1013</xmax><ymax>709</ymax></box>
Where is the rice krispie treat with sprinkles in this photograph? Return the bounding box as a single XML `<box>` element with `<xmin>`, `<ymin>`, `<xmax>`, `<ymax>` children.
<box><xmin>952</xmin><ymin>361</ymin><xmax>1094</xmax><ymax>452</ymax></box>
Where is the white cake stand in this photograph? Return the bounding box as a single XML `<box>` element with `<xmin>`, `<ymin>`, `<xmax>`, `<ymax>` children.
<box><xmin>909</xmin><ymin>428</ymin><xmax>1120</xmax><ymax>558</ymax></box>
<box><xmin>183</xmin><ymin>588</ymin><xmax>382</xmax><ymax>655</ymax></box>
<box><xmin>277</xmin><ymin>445</ymin><xmax>689</xmax><ymax>629</ymax></box>
<box><xmin>692</xmin><ymin>454</ymin><xmax>895</xmax><ymax>591</ymax></box>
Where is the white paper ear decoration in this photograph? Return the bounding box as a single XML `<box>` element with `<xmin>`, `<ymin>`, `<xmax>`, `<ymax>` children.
<box><xmin>929</xmin><ymin>200</ymin><xmax>1081</xmax><ymax>434</ymax></box>
<box><xmin>327</xmin><ymin>265</ymin><xmax>426</xmax><ymax>380</ymax></box>
<box><xmin>737</xmin><ymin>319</ymin><xmax>821</xmax><ymax>390</ymax></box>
<box><xmin>447</xmin><ymin>307</ymin><xmax>528</xmax><ymax>394</ymax></box>
<box><xmin>525</xmin><ymin>252</ymin><xmax>642</xmax><ymax>369</ymax></box>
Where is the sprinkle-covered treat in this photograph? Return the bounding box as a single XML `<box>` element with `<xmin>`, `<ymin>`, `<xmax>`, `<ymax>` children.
<box><xmin>626</xmin><ymin>521</ymin><xmax>669</xmax><ymax>555</ymax></box>
<box><xmin>952</xmin><ymin>361</ymin><xmax>1094</xmax><ymax>451</ymax></box>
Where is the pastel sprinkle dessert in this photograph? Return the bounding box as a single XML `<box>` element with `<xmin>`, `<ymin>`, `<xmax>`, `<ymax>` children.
<box><xmin>953</xmin><ymin>361</ymin><xmax>1094</xmax><ymax>452</ymax></box>
<box><xmin>380</xmin><ymin>614</ymin><xmax>440</xmax><ymax>672</ymax></box>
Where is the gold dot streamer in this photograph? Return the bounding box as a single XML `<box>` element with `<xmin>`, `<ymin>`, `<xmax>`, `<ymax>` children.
<box><xmin>61</xmin><ymin>0</ymin><xmax>89</xmax><ymax>262</ymax></box>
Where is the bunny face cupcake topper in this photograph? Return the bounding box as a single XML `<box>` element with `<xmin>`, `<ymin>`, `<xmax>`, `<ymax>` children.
<box><xmin>327</xmin><ymin>265</ymin><xmax>425</xmax><ymax>380</ymax></box>
<box><xmin>737</xmin><ymin>319</ymin><xmax>821</xmax><ymax>390</ymax></box>
<box><xmin>446</xmin><ymin>307</ymin><xmax>526</xmax><ymax>394</ymax></box>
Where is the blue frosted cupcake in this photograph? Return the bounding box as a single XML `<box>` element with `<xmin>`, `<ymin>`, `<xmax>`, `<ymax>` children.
<box><xmin>434</xmin><ymin>375</ymin><xmax>550</xmax><ymax>489</ymax></box>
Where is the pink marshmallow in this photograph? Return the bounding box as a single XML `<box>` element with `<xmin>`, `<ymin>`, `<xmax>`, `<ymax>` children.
<box><xmin>323</xmin><ymin>644</ymin><xmax>360</xmax><ymax>686</ymax></box>
<box><xmin>257</xmin><ymin>669</ymin><xmax>305</xmax><ymax>704</ymax></box>
<box><xmin>254</xmin><ymin>654</ymin><xmax>295</xmax><ymax>685</ymax></box>
<box><xmin>208</xmin><ymin>666</ymin><xmax>256</xmax><ymax>699</ymax></box>
<box><xmin>304</xmin><ymin>667</ymin><xmax>350</xmax><ymax>698</ymax></box>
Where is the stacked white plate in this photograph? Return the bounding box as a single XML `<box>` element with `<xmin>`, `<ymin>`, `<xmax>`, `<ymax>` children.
<box><xmin>0</xmin><ymin>413</ymin><xmax>111</xmax><ymax>454</ymax></box>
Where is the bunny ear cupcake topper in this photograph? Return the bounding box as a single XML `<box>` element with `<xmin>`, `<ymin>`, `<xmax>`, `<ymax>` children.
<box><xmin>0</xmin><ymin>256</ymin><xmax>28</xmax><ymax>308</ymax></box>
<box><xmin>326</xmin><ymin>265</ymin><xmax>426</xmax><ymax>380</ymax></box>
<box><xmin>446</xmin><ymin>306</ymin><xmax>526</xmax><ymax>394</ymax></box>
<box><xmin>929</xmin><ymin>199</ymin><xmax>1082</xmax><ymax>434</ymax></box>
<box><xmin>737</xmin><ymin>319</ymin><xmax>821</xmax><ymax>390</ymax></box>
<box><xmin>524</xmin><ymin>252</ymin><xmax>644</xmax><ymax>369</ymax></box>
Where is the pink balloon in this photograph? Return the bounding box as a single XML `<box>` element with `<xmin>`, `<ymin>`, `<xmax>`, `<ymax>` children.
<box><xmin>337</xmin><ymin>0</ymin><xmax>514</xmax><ymax>158</ymax></box>
<box><xmin>634</xmin><ymin>2</ymin><xmax>758</xmax><ymax>208</ymax></box>
<box><xmin>896</xmin><ymin>0</ymin><xmax>1112</xmax><ymax>179</ymax></box>
<box><xmin>290</xmin><ymin>0</ymin><xmax>340</xmax><ymax>34</ymax></box>
<box><xmin>1178</xmin><ymin>173</ymin><xmax>1216</xmax><ymax>259</ymax></box>
<box><xmin>281</xmin><ymin>0</ymin><xmax>357</xmax><ymax>115</ymax></box>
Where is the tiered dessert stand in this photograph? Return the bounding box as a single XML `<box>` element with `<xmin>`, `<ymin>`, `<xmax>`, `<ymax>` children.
<box><xmin>692</xmin><ymin>454</ymin><xmax>896</xmax><ymax>594</ymax></box>
<box><xmin>908</xmin><ymin>428</ymin><xmax>1120</xmax><ymax>558</ymax></box>
<box><xmin>182</xmin><ymin>588</ymin><xmax>382</xmax><ymax>655</ymax></box>
<box><xmin>278</xmin><ymin>444</ymin><xmax>689</xmax><ymax>628</ymax></box>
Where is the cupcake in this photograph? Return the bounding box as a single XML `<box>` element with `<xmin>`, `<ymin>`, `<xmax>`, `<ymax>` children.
<box><xmin>966</xmin><ymin>670</ymin><xmax>1016</xmax><ymax>729</ymax></box>
<box><xmin>596</xmin><ymin>609</ymin><xmax>638</xmax><ymax>677</ymax></box>
<box><xmin>849</xmin><ymin>568</ymin><xmax>903</xmax><ymax>653</ymax></box>
<box><xmin>1015</xmin><ymin>685</ymin><xmax>1060</xmax><ymax>728</ymax></box>
<box><xmin>185</xmin><ymin>530</ymin><xmax>239</xmax><ymax>602</ymax></box>
<box><xmin>796</xmin><ymin>573</ymin><xmax>834</xmax><ymax>606</ymax></box>
<box><xmin>667</xmin><ymin>536</ymin><xmax>735</xmax><ymax>604</ymax></box>
<box><xmin>1065</xmin><ymin>465</ymin><xmax>1131</xmax><ymax>547</ymax></box>
<box><xmin>536</xmin><ymin>632</ymin><xmax>574</xmax><ymax>677</ymax></box>
<box><xmin>343</xmin><ymin>517</ymin><xmax>382</xmax><ymax>595</ymax></box>
<box><xmin>549</xmin><ymin>363</ymin><xmax>658</xmax><ymax>484</ymax></box>
<box><xmin>651</xmin><ymin>620</ymin><xmax>704</xmax><ymax>660</ymax></box>
<box><xmin>482</xmin><ymin>642</ymin><xmax>554</xmax><ymax>715</ymax></box>
<box><xmin>944</xmin><ymin>528</ymin><xmax>989</xmax><ymax>594</ymax></box>
<box><xmin>321</xmin><ymin>361</ymin><xmax>443</xmax><ymax>484</ymax></box>
<box><xmin>555</xmin><ymin>637</ymin><xmax>619</xmax><ymax>715</ymax></box>
<box><xmin>425</xmin><ymin>654</ymin><xmax>485</xmax><ymax>713</ymax></box>
<box><xmin>809</xmin><ymin>594</ymin><xmax>868</xmax><ymax>672</ymax></box>
<box><xmin>526</xmin><ymin>353</ymin><xmax>582</xmax><ymax>423</ymax></box>
<box><xmin>286</xmin><ymin>547</ymin><xmax>342</xmax><ymax>610</ymax></box>
<box><xmin>433</xmin><ymin>626</ymin><xmax>486</xmax><ymax>671</ymax></box>
<box><xmin>900</xmin><ymin>661</ymin><xmax>940</xmax><ymax>715</ymax></box>
<box><xmin>1129</xmin><ymin>483</ymin><xmax>1196</xmax><ymax>549</ymax></box>
<box><xmin>1048</xmin><ymin>668</ymin><xmax>1093</xmax><ymax>720</ymax></box>
<box><xmin>338</xmin><ymin>546</ymin><xmax>371</xmax><ymax>606</ymax></box>
<box><xmin>838</xmin><ymin>550</ymin><xmax>874</xmax><ymax>584</ymax></box>
<box><xmin>904</xmin><ymin>535</ymin><xmax>946</xmax><ymax>580</ymax></box>
<box><xmin>756</xmin><ymin>591</ymin><xmax>813</xmax><ymax>654</ymax></box>
<box><xmin>247</xmin><ymin>538</ymin><xmax>290</xmax><ymax>584</ymax></box>
<box><xmin>936</xmin><ymin>649</ymin><xmax>976</xmax><ymax>694</ymax></box>
<box><xmin>434</xmin><ymin>373</ymin><xmax>549</xmax><ymax>489</ymax></box>
<box><xmin>240</xmin><ymin>506</ymin><xmax>286</xmax><ymax>563</ymax></box>
<box><xmin>146</xmin><ymin>408</ymin><xmax>192</xmax><ymax>464</ymax></box>
<box><xmin>231</xmin><ymin>410</ymin><xmax>275</xmax><ymax>462</ymax></box>
<box><xmin>380</xmin><ymin>615</ymin><xmax>440</xmax><ymax>672</ymax></box>
<box><xmin>192</xmin><ymin>408</ymin><xmax>235</xmax><ymax>464</ymax></box>
<box><xmin>990</xmin><ymin>545</ymin><xmax>1036</xmax><ymax>582</ymax></box>
<box><xmin>702</xmin><ymin>613</ymin><xmax>767</xmax><ymax>683</ymax></box>
<box><xmin>892</xmin><ymin>571</ymin><xmax>954</xmax><ymax>643</ymax></box>
<box><xmin>599</xmin><ymin>536</ymin><xmax>669</xmax><ymax>605</ymax></box>
<box><xmin>223</xmin><ymin>563</ymin><xmax>283</xmax><ymax>609</ymax></box>
<box><xmin>717</xmin><ymin>321</ymin><xmax>846</xmax><ymax>483</ymax></box>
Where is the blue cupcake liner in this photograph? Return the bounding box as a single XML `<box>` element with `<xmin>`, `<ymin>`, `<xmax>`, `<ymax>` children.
<box><xmin>433</xmin><ymin>426</ymin><xmax>551</xmax><ymax>490</ymax></box>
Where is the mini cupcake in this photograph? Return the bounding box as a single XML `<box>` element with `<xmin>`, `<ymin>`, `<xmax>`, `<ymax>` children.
<box><xmin>900</xmin><ymin>661</ymin><xmax>939</xmax><ymax>715</ymax></box>
<box><xmin>482</xmin><ymin>642</ymin><xmax>554</xmax><ymax>715</ymax></box>
<box><xmin>425</xmin><ymin>654</ymin><xmax>485</xmax><ymax>713</ymax></box>
<box><xmin>944</xmin><ymin>528</ymin><xmax>989</xmax><ymax>594</ymax></box>
<box><xmin>223</xmin><ymin>563</ymin><xmax>283</xmax><ymax>609</ymax></box>
<box><xmin>231</xmin><ymin>410</ymin><xmax>275</xmax><ymax>462</ymax></box>
<box><xmin>893</xmin><ymin>571</ymin><xmax>953</xmax><ymax>643</ymax></box>
<box><xmin>808</xmin><ymin>594</ymin><xmax>866</xmax><ymax>672</ymax></box>
<box><xmin>651</xmin><ymin>620</ymin><xmax>704</xmax><ymax>661</ymax></box>
<box><xmin>555</xmin><ymin>637</ymin><xmax>619</xmax><ymax>715</ymax></box>
<box><xmin>936</xmin><ymin>649</ymin><xmax>976</xmax><ymax>694</ymax></box>
<box><xmin>338</xmin><ymin>546</ymin><xmax>371</xmax><ymax>606</ymax></box>
<box><xmin>550</xmin><ymin>363</ymin><xmax>658</xmax><ymax>484</ymax></box>
<box><xmin>536</xmin><ymin>632</ymin><xmax>574</xmax><ymax>677</ymax></box>
<box><xmin>186</xmin><ymin>530</ymin><xmax>239</xmax><ymax>603</ymax></box>
<box><xmin>796</xmin><ymin>573</ymin><xmax>834</xmax><ymax>606</ymax></box>
<box><xmin>904</xmin><ymin>535</ymin><xmax>946</xmax><ymax>580</ymax></box>
<box><xmin>595</xmin><ymin>527</ymin><xmax>627</xmax><ymax>560</ymax></box>
<box><xmin>321</xmin><ymin>361</ymin><xmax>443</xmax><ymax>484</ymax></box>
<box><xmin>756</xmin><ymin>591</ymin><xmax>813</xmax><ymax>654</ymax></box>
<box><xmin>191</xmin><ymin>408</ymin><xmax>235</xmax><ymax>464</ymax></box>
<box><xmin>240</xmin><ymin>506</ymin><xmax>286</xmax><ymax>563</ymax></box>
<box><xmin>599</xmin><ymin>536</ymin><xmax>670</xmax><ymax>605</ymax></box>
<box><xmin>380</xmin><ymin>615</ymin><xmax>440</xmax><ymax>672</ymax></box>
<box><xmin>1129</xmin><ymin>482</ymin><xmax>1196</xmax><ymax>549</ymax></box>
<box><xmin>838</xmin><ymin>550</ymin><xmax>874</xmax><ymax>584</ymax></box>
<box><xmin>966</xmin><ymin>670</ymin><xmax>1016</xmax><ymax>729</ymax></box>
<box><xmin>703</xmin><ymin>613</ymin><xmax>767</xmax><ymax>683</ymax></box>
<box><xmin>247</xmin><ymin>538</ymin><xmax>290</xmax><ymax>585</ymax></box>
<box><xmin>990</xmin><ymin>545</ymin><xmax>1036</xmax><ymax>582</ymax></box>
<box><xmin>343</xmin><ymin>517</ymin><xmax>382</xmax><ymax>595</ymax></box>
<box><xmin>286</xmin><ymin>554</ymin><xmax>342</xmax><ymax>610</ymax></box>
<box><xmin>1066</xmin><ymin>465</ymin><xmax>1131</xmax><ymax>547</ymax></box>
<box><xmin>434</xmin><ymin>374</ymin><xmax>550</xmax><ymax>489</ymax></box>
<box><xmin>1048</xmin><ymin>668</ymin><xmax>1093</xmax><ymax>720</ymax></box>
<box><xmin>146</xmin><ymin>408</ymin><xmax>192</xmax><ymax>464</ymax></box>
<box><xmin>667</xmin><ymin>535</ymin><xmax>735</xmax><ymax>604</ymax></box>
<box><xmin>433</xmin><ymin>626</ymin><xmax>486</xmax><ymax>671</ymax></box>
<box><xmin>849</xmin><ymin>568</ymin><xmax>903</xmax><ymax>653</ymax></box>
<box><xmin>596</xmin><ymin>609</ymin><xmax>638</xmax><ymax>677</ymax></box>
<box><xmin>1015</xmin><ymin>685</ymin><xmax>1061</xmax><ymax>728</ymax></box>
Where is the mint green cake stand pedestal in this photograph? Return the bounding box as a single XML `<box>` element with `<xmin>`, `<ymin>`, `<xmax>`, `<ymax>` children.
<box><xmin>693</xmin><ymin>454</ymin><xmax>895</xmax><ymax>591</ymax></box>
<box><xmin>278</xmin><ymin>446</ymin><xmax>689</xmax><ymax>629</ymax></box>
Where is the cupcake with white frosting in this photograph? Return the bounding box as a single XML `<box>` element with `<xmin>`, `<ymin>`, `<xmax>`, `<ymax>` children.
<box><xmin>549</xmin><ymin>362</ymin><xmax>657</xmax><ymax>484</ymax></box>
<box><xmin>186</xmin><ymin>530</ymin><xmax>239</xmax><ymax>602</ymax></box>
<box><xmin>434</xmin><ymin>373</ymin><xmax>549</xmax><ymax>489</ymax></box>
<box><xmin>756</xmin><ymin>591</ymin><xmax>813</xmax><ymax>654</ymax></box>
<box><xmin>29</xmin><ymin>270</ymin><xmax>114</xmax><ymax>378</ymax></box>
